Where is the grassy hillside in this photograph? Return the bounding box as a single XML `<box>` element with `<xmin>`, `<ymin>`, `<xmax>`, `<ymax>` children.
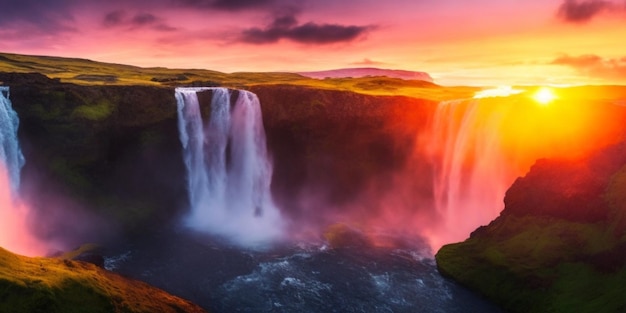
<box><xmin>0</xmin><ymin>247</ymin><xmax>206</xmax><ymax>313</ymax></box>
<box><xmin>436</xmin><ymin>142</ymin><xmax>626</xmax><ymax>313</ymax></box>
<box><xmin>0</xmin><ymin>52</ymin><xmax>478</xmax><ymax>101</ymax></box>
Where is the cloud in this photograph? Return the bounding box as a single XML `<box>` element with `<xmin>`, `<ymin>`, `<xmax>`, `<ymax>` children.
<box><xmin>174</xmin><ymin>0</ymin><xmax>274</xmax><ymax>11</ymax></box>
<box><xmin>102</xmin><ymin>10</ymin><xmax>177</xmax><ymax>32</ymax></box>
<box><xmin>132</xmin><ymin>13</ymin><xmax>159</xmax><ymax>26</ymax></box>
<box><xmin>350</xmin><ymin>58</ymin><xmax>388</xmax><ymax>66</ymax></box>
<box><xmin>556</xmin><ymin>0</ymin><xmax>624</xmax><ymax>23</ymax></box>
<box><xmin>103</xmin><ymin>10</ymin><xmax>126</xmax><ymax>27</ymax></box>
<box><xmin>0</xmin><ymin>0</ymin><xmax>77</xmax><ymax>35</ymax></box>
<box><xmin>240</xmin><ymin>15</ymin><xmax>373</xmax><ymax>44</ymax></box>
<box><xmin>551</xmin><ymin>54</ymin><xmax>626</xmax><ymax>80</ymax></box>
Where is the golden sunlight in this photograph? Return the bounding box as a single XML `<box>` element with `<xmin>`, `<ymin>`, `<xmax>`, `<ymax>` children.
<box><xmin>532</xmin><ymin>87</ymin><xmax>557</xmax><ymax>105</ymax></box>
<box><xmin>473</xmin><ymin>86</ymin><xmax>524</xmax><ymax>99</ymax></box>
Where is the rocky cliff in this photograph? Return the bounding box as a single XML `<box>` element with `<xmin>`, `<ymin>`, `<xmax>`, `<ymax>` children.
<box><xmin>0</xmin><ymin>247</ymin><xmax>206</xmax><ymax>313</ymax></box>
<box><xmin>0</xmin><ymin>73</ymin><xmax>437</xmax><ymax>239</ymax></box>
<box><xmin>1</xmin><ymin>72</ymin><xmax>439</xmax><ymax>312</ymax></box>
<box><xmin>251</xmin><ymin>85</ymin><xmax>436</xmax><ymax>224</ymax></box>
<box><xmin>436</xmin><ymin>139</ymin><xmax>626</xmax><ymax>312</ymax></box>
<box><xmin>1</xmin><ymin>73</ymin><xmax>187</xmax><ymax>239</ymax></box>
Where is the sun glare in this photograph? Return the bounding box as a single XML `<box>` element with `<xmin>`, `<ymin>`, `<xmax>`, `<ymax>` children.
<box><xmin>532</xmin><ymin>87</ymin><xmax>557</xmax><ymax>105</ymax></box>
<box><xmin>473</xmin><ymin>86</ymin><xmax>524</xmax><ymax>99</ymax></box>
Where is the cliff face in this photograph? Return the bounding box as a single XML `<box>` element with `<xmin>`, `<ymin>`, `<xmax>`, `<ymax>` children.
<box><xmin>0</xmin><ymin>74</ymin><xmax>441</xmax><ymax>312</ymax></box>
<box><xmin>0</xmin><ymin>74</ymin><xmax>437</xmax><ymax>239</ymax></box>
<box><xmin>0</xmin><ymin>247</ymin><xmax>206</xmax><ymax>313</ymax></box>
<box><xmin>0</xmin><ymin>73</ymin><xmax>187</xmax><ymax>238</ymax></box>
<box><xmin>436</xmin><ymin>140</ymin><xmax>626</xmax><ymax>313</ymax></box>
<box><xmin>251</xmin><ymin>85</ymin><xmax>436</xmax><ymax>224</ymax></box>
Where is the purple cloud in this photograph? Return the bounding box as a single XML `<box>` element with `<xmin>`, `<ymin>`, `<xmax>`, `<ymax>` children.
<box><xmin>102</xmin><ymin>10</ymin><xmax>177</xmax><ymax>32</ymax></box>
<box><xmin>240</xmin><ymin>15</ymin><xmax>373</xmax><ymax>44</ymax></box>
<box><xmin>0</xmin><ymin>0</ymin><xmax>76</xmax><ymax>35</ymax></box>
<box><xmin>174</xmin><ymin>0</ymin><xmax>274</xmax><ymax>11</ymax></box>
<box><xmin>556</xmin><ymin>0</ymin><xmax>623</xmax><ymax>23</ymax></box>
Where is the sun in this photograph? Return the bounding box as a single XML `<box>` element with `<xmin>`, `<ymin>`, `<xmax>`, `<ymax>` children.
<box><xmin>532</xmin><ymin>87</ymin><xmax>557</xmax><ymax>105</ymax></box>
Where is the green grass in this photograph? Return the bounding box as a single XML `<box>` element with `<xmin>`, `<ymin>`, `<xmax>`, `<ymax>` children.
<box><xmin>6</xmin><ymin>52</ymin><xmax>626</xmax><ymax>103</ymax></box>
<box><xmin>0</xmin><ymin>247</ymin><xmax>206</xmax><ymax>313</ymax></box>
<box><xmin>0</xmin><ymin>52</ymin><xmax>479</xmax><ymax>101</ymax></box>
<box><xmin>436</xmin><ymin>214</ymin><xmax>626</xmax><ymax>313</ymax></box>
<box><xmin>547</xmin><ymin>263</ymin><xmax>626</xmax><ymax>313</ymax></box>
<box><xmin>71</xmin><ymin>99</ymin><xmax>113</xmax><ymax>120</ymax></box>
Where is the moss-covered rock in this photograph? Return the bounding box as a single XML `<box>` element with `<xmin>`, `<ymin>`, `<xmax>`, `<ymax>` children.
<box><xmin>251</xmin><ymin>85</ymin><xmax>436</xmax><ymax>221</ymax></box>
<box><xmin>0</xmin><ymin>73</ymin><xmax>187</xmax><ymax>233</ymax></box>
<box><xmin>0</xmin><ymin>246</ymin><xmax>207</xmax><ymax>313</ymax></box>
<box><xmin>1</xmin><ymin>74</ymin><xmax>438</xmax><ymax>237</ymax></box>
<box><xmin>436</xmin><ymin>141</ymin><xmax>626</xmax><ymax>313</ymax></box>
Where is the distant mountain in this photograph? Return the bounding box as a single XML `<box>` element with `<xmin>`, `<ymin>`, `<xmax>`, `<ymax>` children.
<box><xmin>297</xmin><ymin>67</ymin><xmax>434</xmax><ymax>82</ymax></box>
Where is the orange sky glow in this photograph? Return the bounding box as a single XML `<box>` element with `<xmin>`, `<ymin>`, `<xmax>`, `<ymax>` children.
<box><xmin>1</xmin><ymin>0</ymin><xmax>626</xmax><ymax>86</ymax></box>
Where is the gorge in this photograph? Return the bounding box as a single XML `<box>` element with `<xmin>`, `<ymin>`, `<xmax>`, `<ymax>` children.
<box><xmin>1</xmin><ymin>57</ymin><xmax>626</xmax><ymax>311</ymax></box>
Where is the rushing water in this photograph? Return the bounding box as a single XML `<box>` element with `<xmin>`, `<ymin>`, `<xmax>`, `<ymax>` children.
<box><xmin>0</xmin><ymin>86</ymin><xmax>25</xmax><ymax>194</ymax></box>
<box><xmin>0</xmin><ymin>86</ymin><xmax>46</xmax><ymax>256</ymax></box>
<box><xmin>106</xmin><ymin>227</ymin><xmax>502</xmax><ymax>313</ymax></box>
<box><xmin>429</xmin><ymin>99</ymin><xmax>514</xmax><ymax>246</ymax></box>
<box><xmin>175</xmin><ymin>87</ymin><xmax>283</xmax><ymax>247</ymax></box>
<box><xmin>159</xmin><ymin>88</ymin><xmax>503</xmax><ymax>311</ymax></box>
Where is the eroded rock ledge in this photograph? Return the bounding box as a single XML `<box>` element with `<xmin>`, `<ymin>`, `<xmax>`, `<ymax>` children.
<box><xmin>436</xmin><ymin>140</ymin><xmax>626</xmax><ymax>313</ymax></box>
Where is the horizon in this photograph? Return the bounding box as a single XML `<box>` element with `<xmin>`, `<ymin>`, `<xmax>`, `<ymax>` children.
<box><xmin>3</xmin><ymin>50</ymin><xmax>625</xmax><ymax>89</ymax></box>
<box><xmin>1</xmin><ymin>0</ymin><xmax>625</xmax><ymax>86</ymax></box>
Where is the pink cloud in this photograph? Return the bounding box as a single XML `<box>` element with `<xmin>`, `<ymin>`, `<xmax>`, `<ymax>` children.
<box><xmin>551</xmin><ymin>54</ymin><xmax>626</xmax><ymax>80</ymax></box>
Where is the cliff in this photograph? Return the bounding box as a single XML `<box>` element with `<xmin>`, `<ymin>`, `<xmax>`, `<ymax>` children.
<box><xmin>251</xmin><ymin>84</ymin><xmax>436</xmax><ymax>223</ymax></box>
<box><xmin>0</xmin><ymin>73</ymin><xmax>187</xmax><ymax>236</ymax></box>
<box><xmin>0</xmin><ymin>73</ymin><xmax>437</xmax><ymax>237</ymax></box>
<box><xmin>0</xmin><ymin>247</ymin><xmax>206</xmax><ymax>313</ymax></box>
<box><xmin>436</xmin><ymin>140</ymin><xmax>626</xmax><ymax>312</ymax></box>
<box><xmin>0</xmin><ymin>72</ymin><xmax>439</xmax><ymax>311</ymax></box>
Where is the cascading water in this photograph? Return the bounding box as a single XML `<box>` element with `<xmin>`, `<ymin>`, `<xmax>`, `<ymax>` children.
<box><xmin>0</xmin><ymin>86</ymin><xmax>25</xmax><ymax>194</ymax></box>
<box><xmin>427</xmin><ymin>90</ymin><xmax>605</xmax><ymax>248</ymax></box>
<box><xmin>429</xmin><ymin>99</ymin><xmax>516</xmax><ymax>247</ymax></box>
<box><xmin>175</xmin><ymin>87</ymin><xmax>283</xmax><ymax>247</ymax></box>
<box><xmin>0</xmin><ymin>86</ymin><xmax>44</xmax><ymax>256</ymax></box>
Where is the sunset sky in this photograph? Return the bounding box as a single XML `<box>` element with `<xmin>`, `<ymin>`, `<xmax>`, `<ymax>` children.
<box><xmin>1</xmin><ymin>0</ymin><xmax>625</xmax><ymax>86</ymax></box>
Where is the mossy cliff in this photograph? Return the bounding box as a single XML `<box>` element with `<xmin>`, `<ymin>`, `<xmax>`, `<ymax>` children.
<box><xmin>0</xmin><ymin>73</ymin><xmax>438</xmax><ymax>311</ymax></box>
<box><xmin>0</xmin><ymin>73</ymin><xmax>438</xmax><ymax>234</ymax></box>
<box><xmin>0</xmin><ymin>247</ymin><xmax>206</xmax><ymax>313</ymax></box>
<box><xmin>436</xmin><ymin>141</ymin><xmax>626</xmax><ymax>313</ymax></box>
<box><xmin>252</xmin><ymin>85</ymin><xmax>436</xmax><ymax>222</ymax></box>
<box><xmin>1</xmin><ymin>72</ymin><xmax>187</xmax><ymax>232</ymax></box>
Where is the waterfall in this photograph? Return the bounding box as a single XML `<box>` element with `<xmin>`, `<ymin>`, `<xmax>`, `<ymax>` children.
<box><xmin>429</xmin><ymin>98</ymin><xmax>526</xmax><ymax>247</ymax></box>
<box><xmin>0</xmin><ymin>86</ymin><xmax>45</xmax><ymax>256</ymax></box>
<box><xmin>0</xmin><ymin>86</ymin><xmax>25</xmax><ymax>194</ymax></box>
<box><xmin>175</xmin><ymin>87</ymin><xmax>283</xmax><ymax>247</ymax></box>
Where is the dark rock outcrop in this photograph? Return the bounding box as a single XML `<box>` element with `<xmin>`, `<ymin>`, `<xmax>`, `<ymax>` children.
<box><xmin>251</xmin><ymin>85</ymin><xmax>437</xmax><ymax>223</ymax></box>
<box><xmin>436</xmin><ymin>139</ymin><xmax>626</xmax><ymax>313</ymax></box>
<box><xmin>1</xmin><ymin>74</ymin><xmax>438</xmax><ymax>240</ymax></box>
<box><xmin>0</xmin><ymin>73</ymin><xmax>187</xmax><ymax>237</ymax></box>
<box><xmin>0</xmin><ymin>247</ymin><xmax>207</xmax><ymax>313</ymax></box>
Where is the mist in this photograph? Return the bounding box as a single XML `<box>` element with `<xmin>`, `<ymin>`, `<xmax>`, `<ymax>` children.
<box><xmin>261</xmin><ymin>88</ymin><xmax>626</xmax><ymax>252</ymax></box>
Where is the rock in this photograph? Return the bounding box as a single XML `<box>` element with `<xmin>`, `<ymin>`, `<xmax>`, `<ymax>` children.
<box><xmin>0</xmin><ymin>74</ymin><xmax>438</xmax><ymax>242</ymax></box>
<box><xmin>436</xmin><ymin>140</ymin><xmax>626</xmax><ymax>313</ymax></box>
<box><xmin>73</xmin><ymin>253</ymin><xmax>105</xmax><ymax>268</ymax></box>
<box><xmin>323</xmin><ymin>223</ymin><xmax>371</xmax><ymax>249</ymax></box>
<box><xmin>0</xmin><ymin>247</ymin><xmax>207</xmax><ymax>313</ymax></box>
